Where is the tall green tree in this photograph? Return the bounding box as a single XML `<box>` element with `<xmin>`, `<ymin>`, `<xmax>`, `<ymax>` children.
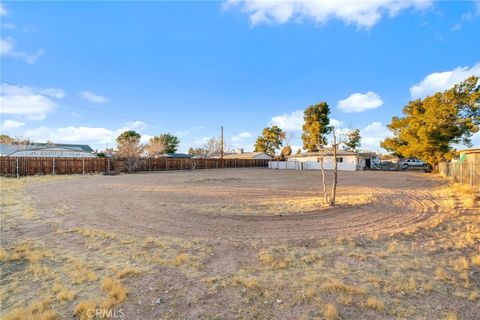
<box><xmin>381</xmin><ymin>76</ymin><xmax>480</xmax><ymax>166</ymax></box>
<box><xmin>343</xmin><ymin>128</ymin><xmax>361</xmax><ymax>152</ymax></box>
<box><xmin>254</xmin><ymin>126</ymin><xmax>286</xmax><ymax>156</ymax></box>
<box><xmin>301</xmin><ymin>102</ymin><xmax>332</xmax><ymax>151</ymax></box>
<box><xmin>157</xmin><ymin>133</ymin><xmax>180</xmax><ymax>154</ymax></box>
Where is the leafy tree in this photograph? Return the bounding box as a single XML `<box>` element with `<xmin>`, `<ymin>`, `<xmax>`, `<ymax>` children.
<box><xmin>254</xmin><ymin>126</ymin><xmax>286</xmax><ymax>156</ymax></box>
<box><xmin>301</xmin><ymin>102</ymin><xmax>332</xmax><ymax>151</ymax></box>
<box><xmin>146</xmin><ymin>136</ymin><xmax>167</xmax><ymax>157</ymax></box>
<box><xmin>116</xmin><ymin>130</ymin><xmax>143</xmax><ymax>172</ymax></box>
<box><xmin>0</xmin><ymin>134</ymin><xmax>14</xmax><ymax>144</ymax></box>
<box><xmin>381</xmin><ymin>76</ymin><xmax>480</xmax><ymax>166</ymax></box>
<box><xmin>280</xmin><ymin>145</ymin><xmax>292</xmax><ymax>159</ymax></box>
<box><xmin>343</xmin><ymin>128</ymin><xmax>361</xmax><ymax>152</ymax></box>
<box><xmin>157</xmin><ymin>133</ymin><xmax>180</xmax><ymax>154</ymax></box>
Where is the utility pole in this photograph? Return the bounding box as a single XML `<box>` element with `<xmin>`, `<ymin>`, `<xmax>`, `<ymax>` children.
<box><xmin>220</xmin><ymin>126</ymin><xmax>224</xmax><ymax>160</ymax></box>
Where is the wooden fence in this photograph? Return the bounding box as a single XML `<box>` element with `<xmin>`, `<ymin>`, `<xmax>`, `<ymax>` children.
<box><xmin>438</xmin><ymin>161</ymin><xmax>480</xmax><ymax>189</ymax></box>
<box><xmin>0</xmin><ymin>157</ymin><xmax>270</xmax><ymax>177</ymax></box>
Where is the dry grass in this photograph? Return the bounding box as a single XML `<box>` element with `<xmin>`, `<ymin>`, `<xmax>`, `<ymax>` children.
<box><xmin>324</xmin><ymin>303</ymin><xmax>339</xmax><ymax>320</ymax></box>
<box><xmin>365</xmin><ymin>296</ymin><xmax>385</xmax><ymax>312</ymax></box>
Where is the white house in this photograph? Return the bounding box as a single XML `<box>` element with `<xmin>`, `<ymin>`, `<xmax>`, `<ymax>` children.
<box><xmin>269</xmin><ymin>150</ymin><xmax>378</xmax><ymax>171</ymax></box>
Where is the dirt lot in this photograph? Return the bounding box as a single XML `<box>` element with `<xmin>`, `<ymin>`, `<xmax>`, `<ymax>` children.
<box><xmin>1</xmin><ymin>169</ymin><xmax>479</xmax><ymax>319</ymax></box>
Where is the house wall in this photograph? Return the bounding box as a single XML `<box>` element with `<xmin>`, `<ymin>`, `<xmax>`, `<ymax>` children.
<box><xmin>270</xmin><ymin>155</ymin><xmax>358</xmax><ymax>171</ymax></box>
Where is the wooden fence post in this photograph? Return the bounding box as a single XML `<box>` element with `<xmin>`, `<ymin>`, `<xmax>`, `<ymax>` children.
<box><xmin>16</xmin><ymin>157</ymin><xmax>19</xmax><ymax>178</ymax></box>
<box><xmin>52</xmin><ymin>158</ymin><xmax>55</xmax><ymax>175</ymax></box>
<box><xmin>82</xmin><ymin>158</ymin><xmax>85</xmax><ymax>174</ymax></box>
<box><xmin>108</xmin><ymin>158</ymin><xmax>110</xmax><ymax>173</ymax></box>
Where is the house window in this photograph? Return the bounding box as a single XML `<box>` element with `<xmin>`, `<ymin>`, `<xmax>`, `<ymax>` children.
<box><xmin>336</xmin><ymin>157</ymin><xmax>343</xmax><ymax>163</ymax></box>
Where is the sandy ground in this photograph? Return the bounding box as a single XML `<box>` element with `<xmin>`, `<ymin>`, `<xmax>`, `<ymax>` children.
<box><xmin>1</xmin><ymin>169</ymin><xmax>479</xmax><ymax>320</ymax></box>
<box><xmin>26</xmin><ymin>169</ymin><xmax>445</xmax><ymax>240</ymax></box>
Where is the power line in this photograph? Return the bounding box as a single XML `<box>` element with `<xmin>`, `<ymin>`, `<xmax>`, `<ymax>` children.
<box><xmin>1</xmin><ymin>80</ymin><xmax>219</xmax><ymax>131</ymax></box>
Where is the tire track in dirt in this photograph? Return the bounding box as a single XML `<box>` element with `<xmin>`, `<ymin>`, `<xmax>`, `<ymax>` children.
<box><xmin>27</xmin><ymin>169</ymin><xmax>446</xmax><ymax>241</ymax></box>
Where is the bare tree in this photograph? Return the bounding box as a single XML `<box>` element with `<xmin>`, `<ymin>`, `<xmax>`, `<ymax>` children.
<box><xmin>316</xmin><ymin>127</ymin><xmax>350</xmax><ymax>206</ymax></box>
<box><xmin>203</xmin><ymin>137</ymin><xmax>230</xmax><ymax>157</ymax></box>
<box><xmin>116</xmin><ymin>131</ymin><xmax>144</xmax><ymax>173</ymax></box>
<box><xmin>146</xmin><ymin>136</ymin><xmax>167</xmax><ymax>157</ymax></box>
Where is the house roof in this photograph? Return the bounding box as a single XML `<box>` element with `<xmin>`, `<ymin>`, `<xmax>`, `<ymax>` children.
<box><xmin>458</xmin><ymin>148</ymin><xmax>480</xmax><ymax>155</ymax></box>
<box><xmin>287</xmin><ymin>150</ymin><xmax>358</xmax><ymax>158</ymax></box>
<box><xmin>223</xmin><ymin>152</ymin><xmax>271</xmax><ymax>159</ymax></box>
<box><xmin>32</xmin><ymin>143</ymin><xmax>94</xmax><ymax>153</ymax></box>
<box><xmin>0</xmin><ymin>144</ymin><xmax>94</xmax><ymax>156</ymax></box>
<box><xmin>163</xmin><ymin>153</ymin><xmax>192</xmax><ymax>158</ymax></box>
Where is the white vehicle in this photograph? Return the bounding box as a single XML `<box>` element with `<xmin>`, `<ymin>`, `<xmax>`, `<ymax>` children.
<box><xmin>399</xmin><ymin>158</ymin><xmax>426</xmax><ymax>167</ymax></box>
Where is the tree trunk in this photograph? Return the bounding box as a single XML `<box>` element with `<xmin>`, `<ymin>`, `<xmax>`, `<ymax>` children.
<box><xmin>320</xmin><ymin>156</ymin><xmax>329</xmax><ymax>204</ymax></box>
<box><xmin>330</xmin><ymin>134</ymin><xmax>338</xmax><ymax>206</ymax></box>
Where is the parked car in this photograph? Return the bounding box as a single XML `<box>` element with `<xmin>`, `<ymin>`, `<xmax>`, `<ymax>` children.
<box><xmin>398</xmin><ymin>158</ymin><xmax>426</xmax><ymax>168</ymax></box>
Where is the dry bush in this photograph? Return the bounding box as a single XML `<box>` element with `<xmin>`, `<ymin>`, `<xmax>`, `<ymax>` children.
<box><xmin>74</xmin><ymin>300</ymin><xmax>97</xmax><ymax>320</ymax></box>
<box><xmin>4</xmin><ymin>300</ymin><xmax>57</xmax><ymax>320</ymax></box>
<box><xmin>471</xmin><ymin>255</ymin><xmax>480</xmax><ymax>267</ymax></box>
<box><xmin>445</xmin><ymin>311</ymin><xmax>458</xmax><ymax>320</ymax></box>
<box><xmin>232</xmin><ymin>276</ymin><xmax>258</xmax><ymax>290</ymax></box>
<box><xmin>324</xmin><ymin>303</ymin><xmax>339</xmax><ymax>320</ymax></box>
<box><xmin>365</xmin><ymin>296</ymin><xmax>384</xmax><ymax>312</ymax></box>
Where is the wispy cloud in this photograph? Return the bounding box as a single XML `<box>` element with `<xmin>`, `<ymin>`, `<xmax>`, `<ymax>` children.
<box><xmin>225</xmin><ymin>0</ymin><xmax>434</xmax><ymax>28</ymax></box>
<box><xmin>360</xmin><ymin>121</ymin><xmax>392</xmax><ymax>151</ymax></box>
<box><xmin>269</xmin><ymin>110</ymin><xmax>304</xmax><ymax>131</ymax></box>
<box><xmin>0</xmin><ymin>3</ymin><xmax>8</xmax><ymax>16</ymax></box>
<box><xmin>232</xmin><ymin>131</ymin><xmax>252</xmax><ymax>142</ymax></box>
<box><xmin>0</xmin><ymin>37</ymin><xmax>45</xmax><ymax>64</ymax></box>
<box><xmin>79</xmin><ymin>90</ymin><xmax>110</xmax><ymax>103</ymax></box>
<box><xmin>2</xmin><ymin>119</ymin><xmax>25</xmax><ymax>130</ymax></box>
<box><xmin>410</xmin><ymin>63</ymin><xmax>480</xmax><ymax>99</ymax></box>
<box><xmin>0</xmin><ymin>83</ymin><xmax>65</xmax><ymax>121</ymax></box>
<box><xmin>338</xmin><ymin>91</ymin><xmax>383</xmax><ymax>113</ymax></box>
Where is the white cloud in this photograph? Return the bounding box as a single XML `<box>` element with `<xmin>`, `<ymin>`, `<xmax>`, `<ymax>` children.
<box><xmin>270</xmin><ymin>110</ymin><xmax>304</xmax><ymax>131</ymax></box>
<box><xmin>232</xmin><ymin>131</ymin><xmax>252</xmax><ymax>142</ymax></box>
<box><xmin>1</xmin><ymin>23</ymin><xmax>15</xmax><ymax>29</ymax></box>
<box><xmin>410</xmin><ymin>63</ymin><xmax>480</xmax><ymax>99</ymax></box>
<box><xmin>1</xmin><ymin>37</ymin><xmax>45</xmax><ymax>64</ymax></box>
<box><xmin>24</xmin><ymin>126</ymin><xmax>115</xmax><ymax>145</ymax></box>
<box><xmin>0</xmin><ymin>83</ymin><xmax>65</xmax><ymax>120</ymax></box>
<box><xmin>20</xmin><ymin>120</ymin><xmax>148</xmax><ymax>148</ymax></box>
<box><xmin>0</xmin><ymin>3</ymin><xmax>8</xmax><ymax>16</ymax></box>
<box><xmin>338</xmin><ymin>91</ymin><xmax>383</xmax><ymax>113</ymax></box>
<box><xmin>471</xmin><ymin>131</ymin><xmax>480</xmax><ymax>147</ymax></box>
<box><xmin>2</xmin><ymin>119</ymin><xmax>25</xmax><ymax>130</ymax></box>
<box><xmin>79</xmin><ymin>90</ymin><xmax>110</xmax><ymax>103</ymax></box>
<box><xmin>360</xmin><ymin>121</ymin><xmax>392</xmax><ymax>151</ymax></box>
<box><xmin>330</xmin><ymin>118</ymin><xmax>343</xmax><ymax>128</ymax></box>
<box><xmin>225</xmin><ymin>0</ymin><xmax>433</xmax><ymax>28</ymax></box>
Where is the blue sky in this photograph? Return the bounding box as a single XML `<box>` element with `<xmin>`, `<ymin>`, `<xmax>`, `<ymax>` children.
<box><xmin>1</xmin><ymin>0</ymin><xmax>479</xmax><ymax>152</ymax></box>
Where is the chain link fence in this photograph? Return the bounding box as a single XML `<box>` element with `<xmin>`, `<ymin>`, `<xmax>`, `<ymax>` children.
<box><xmin>438</xmin><ymin>161</ymin><xmax>480</xmax><ymax>188</ymax></box>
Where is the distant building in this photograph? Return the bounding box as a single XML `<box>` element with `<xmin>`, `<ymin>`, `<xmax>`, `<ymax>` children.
<box><xmin>458</xmin><ymin>148</ymin><xmax>480</xmax><ymax>163</ymax></box>
<box><xmin>0</xmin><ymin>143</ymin><xmax>96</xmax><ymax>158</ymax></box>
<box><xmin>270</xmin><ymin>150</ymin><xmax>378</xmax><ymax>171</ymax></box>
<box><xmin>222</xmin><ymin>149</ymin><xmax>272</xmax><ymax>160</ymax></box>
<box><xmin>160</xmin><ymin>153</ymin><xmax>193</xmax><ymax>158</ymax></box>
